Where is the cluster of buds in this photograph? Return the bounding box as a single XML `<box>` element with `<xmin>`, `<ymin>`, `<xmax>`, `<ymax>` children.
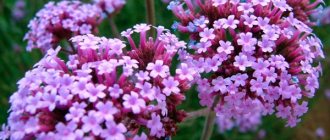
<box><xmin>24</xmin><ymin>1</ymin><xmax>103</xmax><ymax>52</ymax></box>
<box><xmin>1</xmin><ymin>24</ymin><xmax>192</xmax><ymax>139</ymax></box>
<box><xmin>169</xmin><ymin>0</ymin><xmax>324</xmax><ymax>131</ymax></box>
<box><xmin>93</xmin><ymin>0</ymin><xmax>126</xmax><ymax>15</ymax></box>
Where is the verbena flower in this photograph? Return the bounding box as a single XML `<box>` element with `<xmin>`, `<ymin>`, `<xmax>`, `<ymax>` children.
<box><xmin>215</xmin><ymin>102</ymin><xmax>263</xmax><ymax>132</ymax></box>
<box><xmin>24</xmin><ymin>1</ymin><xmax>103</xmax><ymax>52</ymax></box>
<box><xmin>315</xmin><ymin>127</ymin><xmax>325</xmax><ymax>138</ymax></box>
<box><xmin>257</xmin><ymin>129</ymin><xmax>266</xmax><ymax>139</ymax></box>
<box><xmin>12</xmin><ymin>0</ymin><xmax>25</xmax><ymax>21</ymax></box>
<box><xmin>316</xmin><ymin>7</ymin><xmax>330</xmax><ymax>25</ymax></box>
<box><xmin>93</xmin><ymin>0</ymin><xmax>126</xmax><ymax>15</ymax></box>
<box><xmin>1</xmin><ymin>24</ymin><xmax>191</xmax><ymax>139</ymax></box>
<box><xmin>286</xmin><ymin>0</ymin><xmax>325</xmax><ymax>26</ymax></box>
<box><xmin>325</xmin><ymin>89</ymin><xmax>330</xmax><ymax>100</ymax></box>
<box><xmin>170</xmin><ymin>0</ymin><xmax>324</xmax><ymax>131</ymax></box>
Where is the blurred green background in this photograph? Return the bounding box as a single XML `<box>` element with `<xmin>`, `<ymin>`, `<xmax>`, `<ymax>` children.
<box><xmin>0</xmin><ymin>0</ymin><xmax>329</xmax><ymax>139</ymax></box>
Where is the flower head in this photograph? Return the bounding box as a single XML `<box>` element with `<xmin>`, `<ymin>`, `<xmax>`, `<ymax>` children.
<box><xmin>1</xmin><ymin>24</ymin><xmax>191</xmax><ymax>139</ymax></box>
<box><xmin>169</xmin><ymin>0</ymin><xmax>324</xmax><ymax>131</ymax></box>
<box><xmin>316</xmin><ymin>7</ymin><xmax>330</xmax><ymax>26</ymax></box>
<box><xmin>315</xmin><ymin>127</ymin><xmax>325</xmax><ymax>138</ymax></box>
<box><xmin>93</xmin><ymin>0</ymin><xmax>126</xmax><ymax>15</ymax></box>
<box><xmin>12</xmin><ymin>0</ymin><xmax>25</xmax><ymax>21</ymax></box>
<box><xmin>24</xmin><ymin>1</ymin><xmax>103</xmax><ymax>52</ymax></box>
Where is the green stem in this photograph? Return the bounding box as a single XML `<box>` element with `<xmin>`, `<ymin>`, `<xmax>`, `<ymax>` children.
<box><xmin>200</xmin><ymin>109</ymin><xmax>216</xmax><ymax>140</ymax></box>
<box><xmin>185</xmin><ymin>108</ymin><xmax>209</xmax><ymax>121</ymax></box>
<box><xmin>68</xmin><ymin>41</ymin><xmax>76</xmax><ymax>53</ymax></box>
<box><xmin>109</xmin><ymin>17</ymin><xmax>122</xmax><ymax>40</ymax></box>
<box><xmin>200</xmin><ymin>96</ymin><xmax>220</xmax><ymax>140</ymax></box>
<box><xmin>61</xmin><ymin>48</ymin><xmax>74</xmax><ymax>54</ymax></box>
<box><xmin>145</xmin><ymin>0</ymin><xmax>156</xmax><ymax>37</ymax></box>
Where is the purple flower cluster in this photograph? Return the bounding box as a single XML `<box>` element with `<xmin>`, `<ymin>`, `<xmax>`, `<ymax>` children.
<box><xmin>2</xmin><ymin>24</ymin><xmax>191</xmax><ymax>139</ymax></box>
<box><xmin>170</xmin><ymin>0</ymin><xmax>324</xmax><ymax>130</ymax></box>
<box><xmin>12</xmin><ymin>0</ymin><xmax>25</xmax><ymax>21</ymax></box>
<box><xmin>93</xmin><ymin>0</ymin><xmax>126</xmax><ymax>15</ymax></box>
<box><xmin>286</xmin><ymin>0</ymin><xmax>324</xmax><ymax>26</ymax></box>
<box><xmin>315</xmin><ymin>127</ymin><xmax>325</xmax><ymax>138</ymax></box>
<box><xmin>318</xmin><ymin>7</ymin><xmax>330</xmax><ymax>25</ymax></box>
<box><xmin>24</xmin><ymin>1</ymin><xmax>103</xmax><ymax>52</ymax></box>
<box><xmin>0</xmin><ymin>0</ymin><xmax>327</xmax><ymax>138</ymax></box>
<box><xmin>215</xmin><ymin>101</ymin><xmax>263</xmax><ymax>132</ymax></box>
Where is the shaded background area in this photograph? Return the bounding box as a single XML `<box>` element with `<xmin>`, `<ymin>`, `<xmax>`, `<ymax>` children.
<box><xmin>0</xmin><ymin>0</ymin><xmax>329</xmax><ymax>139</ymax></box>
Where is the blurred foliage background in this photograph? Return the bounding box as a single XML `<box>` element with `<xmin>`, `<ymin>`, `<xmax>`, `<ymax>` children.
<box><xmin>0</xmin><ymin>0</ymin><xmax>329</xmax><ymax>139</ymax></box>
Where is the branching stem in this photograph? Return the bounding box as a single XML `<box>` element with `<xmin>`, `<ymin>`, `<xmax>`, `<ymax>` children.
<box><xmin>185</xmin><ymin>108</ymin><xmax>209</xmax><ymax>120</ymax></box>
<box><xmin>200</xmin><ymin>96</ymin><xmax>220</xmax><ymax>140</ymax></box>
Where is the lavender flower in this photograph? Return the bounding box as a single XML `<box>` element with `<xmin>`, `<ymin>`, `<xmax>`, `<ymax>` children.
<box><xmin>12</xmin><ymin>0</ymin><xmax>25</xmax><ymax>21</ymax></box>
<box><xmin>286</xmin><ymin>0</ymin><xmax>325</xmax><ymax>26</ymax></box>
<box><xmin>317</xmin><ymin>7</ymin><xmax>330</xmax><ymax>25</ymax></box>
<box><xmin>93</xmin><ymin>0</ymin><xmax>126</xmax><ymax>15</ymax></box>
<box><xmin>24</xmin><ymin>1</ymin><xmax>103</xmax><ymax>52</ymax></box>
<box><xmin>170</xmin><ymin>0</ymin><xmax>324</xmax><ymax>131</ymax></box>
<box><xmin>325</xmin><ymin>89</ymin><xmax>330</xmax><ymax>100</ymax></box>
<box><xmin>0</xmin><ymin>24</ymin><xmax>191</xmax><ymax>139</ymax></box>
<box><xmin>257</xmin><ymin>129</ymin><xmax>266</xmax><ymax>140</ymax></box>
<box><xmin>315</xmin><ymin>127</ymin><xmax>325</xmax><ymax>138</ymax></box>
